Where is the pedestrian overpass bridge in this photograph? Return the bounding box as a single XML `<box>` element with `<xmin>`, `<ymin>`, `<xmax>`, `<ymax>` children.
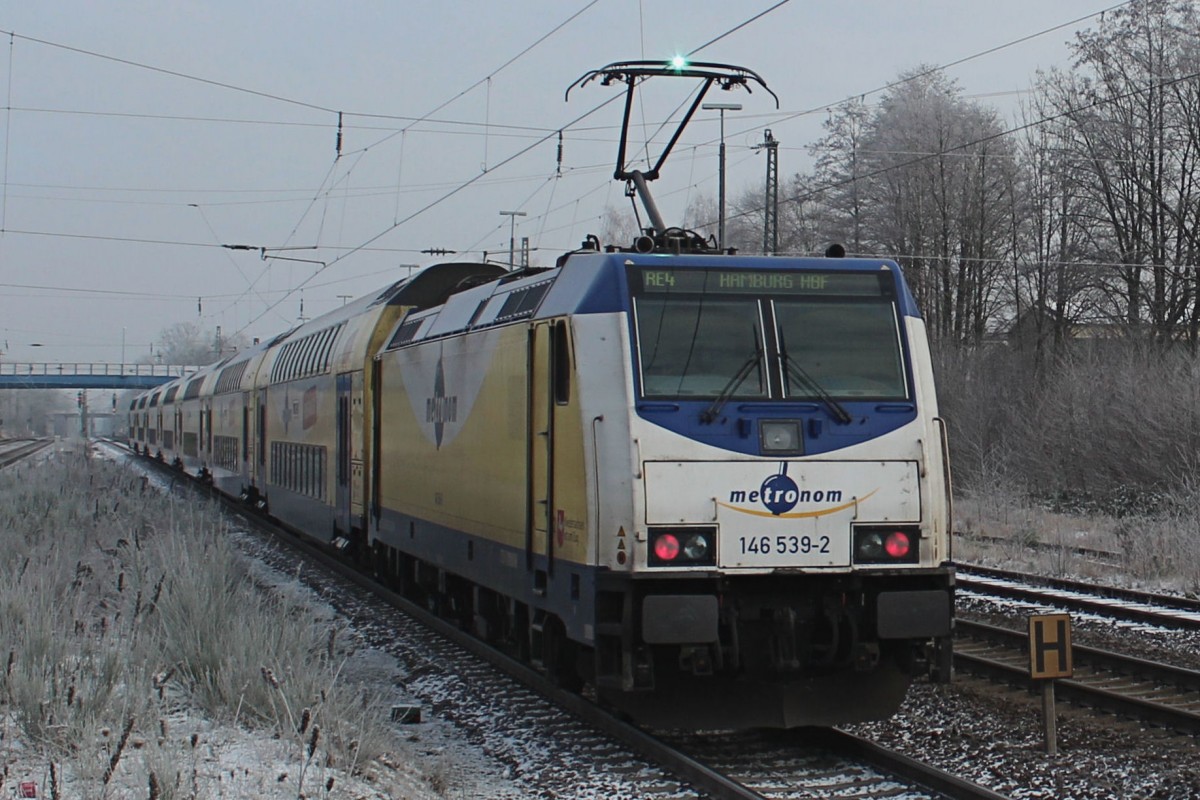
<box><xmin>0</xmin><ymin>363</ymin><xmax>199</xmax><ymax>390</ymax></box>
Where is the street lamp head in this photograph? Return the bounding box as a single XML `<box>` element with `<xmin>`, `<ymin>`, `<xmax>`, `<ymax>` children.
<box><xmin>702</xmin><ymin>103</ymin><xmax>743</xmax><ymax>111</ymax></box>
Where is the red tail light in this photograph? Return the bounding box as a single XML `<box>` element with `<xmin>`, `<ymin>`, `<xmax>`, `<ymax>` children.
<box><xmin>884</xmin><ymin>531</ymin><xmax>911</xmax><ymax>558</ymax></box>
<box><xmin>653</xmin><ymin>533</ymin><xmax>681</xmax><ymax>561</ymax></box>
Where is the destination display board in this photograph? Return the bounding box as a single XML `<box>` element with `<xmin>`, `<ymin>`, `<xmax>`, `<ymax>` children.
<box><xmin>636</xmin><ymin>268</ymin><xmax>889</xmax><ymax>296</ymax></box>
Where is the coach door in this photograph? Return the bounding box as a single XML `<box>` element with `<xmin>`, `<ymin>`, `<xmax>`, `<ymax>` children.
<box><xmin>527</xmin><ymin>319</ymin><xmax>570</xmax><ymax>589</ymax></box>
<box><xmin>335</xmin><ymin>372</ymin><xmax>352</xmax><ymax>534</ymax></box>
<box><xmin>255</xmin><ymin>388</ymin><xmax>267</xmax><ymax>488</ymax></box>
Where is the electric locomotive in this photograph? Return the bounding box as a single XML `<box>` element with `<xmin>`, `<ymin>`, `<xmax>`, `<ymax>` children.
<box><xmin>128</xmin><ymin>60</ymin><xmax>953</xmax><ymax>729</ymax></box>
<box><xmin>367</xmin><ymin>243</ymin><xmax>952</xmax><ymax>728</ymax></box>
<box><xmin>368</xmin><ymin>64</ymin><xmax>950</xmax><ymax>729</ymax></box>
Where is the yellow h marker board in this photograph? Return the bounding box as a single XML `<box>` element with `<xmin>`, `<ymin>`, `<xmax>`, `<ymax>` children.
<box><xmin>1029</xmin><ymin>613</ymin><xmax>1073</xmax><ymax>680</ymax></box>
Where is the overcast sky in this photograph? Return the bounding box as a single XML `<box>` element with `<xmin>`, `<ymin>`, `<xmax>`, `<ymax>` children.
<box><xmin>0</xmin><ymin>0</ymin><xmax>1123</xmax><ymax>364</ymax></box>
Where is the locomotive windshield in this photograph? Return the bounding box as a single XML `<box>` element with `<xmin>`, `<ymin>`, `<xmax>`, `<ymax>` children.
<box><xmin>631</xmin><ymin>267</ymin><xmax>908</xmax><ymax>401</ymax></box>
<box><xmin>634</xmin><ymin>297</ymin><xmax>766</xmax><ymax>398</ymax></box>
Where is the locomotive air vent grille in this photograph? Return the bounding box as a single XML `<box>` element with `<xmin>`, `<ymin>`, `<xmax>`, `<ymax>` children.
<box><xmin>387</xmin><ymin>316</ymin><xmax>425</xmax><ymax>349</ymax></box>
<box><xmin>494</xmin><ymin>280</ymin><xmax>552</xmax><ymax>323</ymax></box>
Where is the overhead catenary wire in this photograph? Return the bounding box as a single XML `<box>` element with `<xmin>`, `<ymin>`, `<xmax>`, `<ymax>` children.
<box><xmin>719</xmin><ymin>59</ymin><xmax>1200</xmax><ymax>233</ymax></box>
<box><xmin>2</xmin><ymin>32</ymin><xmax>13</xmax><ymax>236</ymax></box>
<box><xmin>226</xmin><ymin>0</ymin><xmax>607</xmax><ymax>335</ymax></box>
<box><xmin>707</xmin><ymin>1</ymin><xmax>1136</xmax><ymax>157</ymax></box>
<box><xmin>228</xmin><ymin>1</ymin><xmax>803</xmax><ymax>340</ymax></box>
<box><xmin>0</xmin><ymin>2</ymin><xmax>1138</xmax><ymax>346</ymax></box>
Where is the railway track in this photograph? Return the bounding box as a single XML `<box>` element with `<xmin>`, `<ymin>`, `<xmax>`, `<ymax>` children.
<box><xmin>272</xmin><ymin>529</ymin><xmax>1012</xmax><ymax>799</ymax></box>
<box><xmin>0</xmin><ymin>437</ymin><xmax>53</xmax><ymax>468</ymax></box>
<box><xmin>956</xmin><ymin>619</ymin><xmax>1200</xmax><ymax>735</ymax></box>
<box><xmin>957</xmin><ymin>562</ymin><xmax>1200</xmax><ymax>630</ymax></box>
<box><xmin>110</xmin><ymin>441</ymin><xmax>1009</xmax><ymax>800</ymax></box>
<box><xmin>956</xmin><ymin>563</ymin><xmax>1200</xmax><ymax>735</ymax></box>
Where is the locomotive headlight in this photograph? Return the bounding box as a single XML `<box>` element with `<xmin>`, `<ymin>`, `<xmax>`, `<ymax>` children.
<box><xmin>857</xmin><ymin>531</ymin><xmax>885</xmax><ymax>560</ymax></box>
<box><xmin>760</xmin><ymin>420</ymin><xmax>802</xmax><ymax>455</ymax></box>
<box><xmin>683</xmin><ymin>533</ymin><xmax>710</xmax><ymax>560</ymax></box>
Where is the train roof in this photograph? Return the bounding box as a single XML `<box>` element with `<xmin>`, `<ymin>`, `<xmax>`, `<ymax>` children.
<box><xmin>380</xmin><ymin>251</ymin><xmax>922</xmax><ymax>353</ymax></box>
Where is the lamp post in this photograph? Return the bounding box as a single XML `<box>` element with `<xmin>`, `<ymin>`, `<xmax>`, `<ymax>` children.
<box><xmin>499</xmin><ymin>210</ymin><xmax>527</xmax><ymax>269</ymax></box>
<box><xmin>702</xmin><ymin>102</ymin><xmax>742</xmax><ymax>249</ymax></box>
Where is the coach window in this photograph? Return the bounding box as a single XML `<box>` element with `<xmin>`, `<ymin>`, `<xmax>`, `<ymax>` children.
<box><xmin>293</xmin><ymin>336</ymin><xmax>306</xmax><ymax>378</ymax></box>
<box><xmin>273</xmin><ymin>344</ymin><xmax>289</xmax><ymax>383</ymax></box>
<box><xmin>302</xmin><ymin>335</ymin><xmax>319</xmax><ymax>377</ymax></box>
<box><xmin>284</xmin><ymin>340</ymin><xmax>301</xmax><ymax>381</ymax></box>
<box><xmin>282</xmin><ymin>340</ymin><xmax>298</xmax><ymax>381</ymax></box>
<box><xmin>318</xmin><ymin>326</ymin><xmax>339</xmax><ymax>372</ymax></box>
<box><xmin>294</xmin><ymin>337</ymin><xmax>309</xmax><ymax>378</ymax></box>
<box><xmin>295</xmin><ymin>338</ymin><xmax>310</xmax><ymax>379</ymax></box>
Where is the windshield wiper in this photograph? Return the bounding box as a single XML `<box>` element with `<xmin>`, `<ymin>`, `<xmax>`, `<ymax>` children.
<box><xmin>701</xmin><ymin>327</ymin><xmax>762</xmax><ymax>424</ymax></box>
<box><xmin>778</xmin><ymin>329</ymin><xmax>852</xmax><ymax>424</ymax></box>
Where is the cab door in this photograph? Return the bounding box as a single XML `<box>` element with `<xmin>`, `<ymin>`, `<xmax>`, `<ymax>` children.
<box><xmin>527</xmin><ymin>322</ymin><xmax>555</xmax><ymax>586</ymax></box>
<box><xmin>526</xmin><ymin>319</ymin><xmax>571</xmax><ymax>589</ymax></box>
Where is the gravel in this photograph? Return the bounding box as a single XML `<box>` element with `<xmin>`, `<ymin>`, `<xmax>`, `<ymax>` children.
<box><xmin>9</xmin><ymin>441</ymin><xmax>1198</xmax><ymax>799</ymax></box>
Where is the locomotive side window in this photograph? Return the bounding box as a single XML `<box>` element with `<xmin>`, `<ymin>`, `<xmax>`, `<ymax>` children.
<box><xmin>552</xmin><ymin>319</ymin><xmax>571</xmax><ymax>405</ymax></box>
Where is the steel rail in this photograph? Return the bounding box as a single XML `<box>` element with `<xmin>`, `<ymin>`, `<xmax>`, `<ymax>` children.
<box><xmin>0</xmin><ymin>438</ymin><xmax>53</xmax><ymax>469</ymax></box>
<box><xmin>957</xmin><ymin>563</ymin><xmax>1200</xmax><ymax>630</ymax></box>
<box><xmin>814</xmin><ymin>728</ymin><xmax>1013</xmax><ymax>800</ymax></box>
<box><xmin>956</xmin><ymin>619</ymin><xmax>1200</xmax><ymax>735</ymax></box>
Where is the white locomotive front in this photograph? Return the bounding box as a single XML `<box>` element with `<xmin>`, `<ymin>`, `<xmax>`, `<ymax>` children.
<box><xmin>568</xmin><ymin>254</ymin><xmax>954</xmax><ymax>728</ymax></box>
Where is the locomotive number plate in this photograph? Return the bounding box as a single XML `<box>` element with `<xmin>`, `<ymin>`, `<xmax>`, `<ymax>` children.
<box><xmin>722</xmin><ymin>529</ymin><xmax>849</xmax><ymax>568</ymax></box>
<box><xmin>736</xmin><ymin>534</ymin><xmax>832</xmax><ymax>558</ymax></box>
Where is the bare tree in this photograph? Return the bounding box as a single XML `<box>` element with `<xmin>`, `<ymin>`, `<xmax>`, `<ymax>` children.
<box><xmin>803</xmin><ymin>99</ymin><xmax>872</xmax><ymax>255</ymax></box>
<box><xmin>1043</xmin><ymin>0</ymin><xmax>1200</xmax><ymax>341</ymax></box>
<box><xmin>598</xmin><ymin>204</ymin><xmax>641</xmax><ymax>249</ymax></box>
<box><xmin>1007</xmin><ymin>90</ymin><xmax>1102</xmax><ymax>360</ymax></box>
<box><xmin>786</xmin><ymin>69</ymin><xmax>1017</xmax><ymax>343</ymax></box>
<box><xmin>145</xmin><ymin>322</ymin><xmax>247</xmax><ymax>366</ymax></box>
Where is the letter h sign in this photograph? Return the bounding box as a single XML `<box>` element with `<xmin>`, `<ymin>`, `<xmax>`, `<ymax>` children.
<box><xmin>1028</xmin><ymin>613</ymin><xmax>1073</xmax><ymax>679</ymax></box>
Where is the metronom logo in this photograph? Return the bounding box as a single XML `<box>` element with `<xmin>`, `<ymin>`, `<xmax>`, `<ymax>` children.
<box><xmin>718</xmin><ymin>462</ymin><xmax>866</xmax><ymax>519</ymax></box>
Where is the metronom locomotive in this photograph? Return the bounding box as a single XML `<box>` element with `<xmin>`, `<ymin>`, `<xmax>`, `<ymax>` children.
<box><xmin>130</xmin><ymin>61</ymin><xmax>953</xmax><ymax>728</ymax></box>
